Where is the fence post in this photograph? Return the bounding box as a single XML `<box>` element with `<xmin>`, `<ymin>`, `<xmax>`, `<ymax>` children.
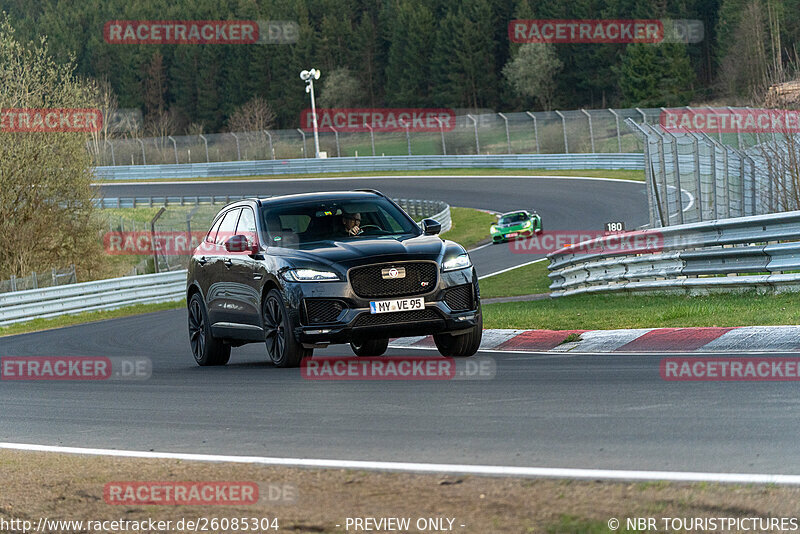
<box><xmin>498</xmin><ymin>112</ymin><xmax>511</xmax><ymax>154</ymax></box>
<box><xmin>554</xmin><ymin>110</ymin><xmax>568</xmax><ymax>153</ymax></box>
<box><xmin>435</xmin><ymin>118</ymin><xmax>446</xmax><ymax>155</ymax></box>
<box><xmin>608</xmin><ymin>109</ymin><xmax>622</xmax><ymax>153</ymax></box>
<box><xmin>263</xmin><ymin>130</ymin><xmax>274</xmax><ymax>160</ymax></box>
<box><xmin>401</xmin><ymin>120</ymin><xmax>411</xmax><ymax>156</ymax></box>
<box><xmin>727</xmin><ymin>106</ymin><xmax>742</xmax><ymax>150</ymax></box>
<box><xmin>10</xmin><ymin>275</ymin><xmax>16</xmax><ymax>292</ymax></box>
<box><xmin>635</xmin><ymin>107</ymin><xmax>647</xmax><ymax>124</ymax></box>
<box><xmin>151</xmin><ymin>207</ymin><xmax>166</xmax><ymax>274</ymax></box>
<box><xmin>661</xmin><ymin>129</ymin><xmax>684</xmax><ymax>224</ymax></box>
<box><xmin>230</xmin><ymin>133</ymin><xmax>241</xmax><ymax>160</ymax></box>
<box><xmin>525</xmin><ymin>111</ymin><xmax>540</xmax><ymax>154</ymax></box>
<box><xmin>136</xmin><ymin>137</ymin><xmax>146</xmax><ymax>165</ymax></box>
<box><xmin>199</xmin><ymin>134</ymin><xmax>210</xmax><ymax>162</ymax></box>
<box><xmin>52</xmin><ymin>268</ymin><xmax>57</xmax><ymax>286</ymax></box>
<box><xmin>363</xmin><ymin>121</ymin><xmax>376</xmax><ymax>156</ymax></box>
<box><xmin>581</xmin><ymin>109</ymin><xmax>595</xmax><ymax>153</ymax></box>
<box><xmin>32</xmin><ymin>271</ymin><xmax>37</xmax><ymax>289</ymax></box>
<box><xmin>690</xmin><ymin>134</ymin><xmax>703</xmax><ymax>221</ymax></box>
<box><xmin>331</xmin><ymin>126</ymin><xmax>341</xmax><ymax>157</ymax></box>
<box><xmin>296</xmin><ymin>128</ymin><xmax>307</xmax><ymax>158</ymax></box>
<box><xmin>105</xmin><ymin>139</ymin><xmax>116</xmax><ymax>166</ymax></box>
<box><xmin>168</xmin><ymin>135</ymin><xmax>179</xmax><ymax>164</ymax></box>
<box><xmin>467</xmin><ymin>114</ymin><xmax>480</xmax><ymax>155</ymax></box>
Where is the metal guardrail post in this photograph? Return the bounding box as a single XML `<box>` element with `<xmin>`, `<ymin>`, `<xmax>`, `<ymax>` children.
<box><xmin>296</xmin><ymin>128</ymin><xmax>307</xmax><ymax>158</ymax></box>
<box><xmin>467</xmin><ymin>114</ymin><xmax>480</xmax><ymax>155</ymax></box>
<box><xmin>525</xmin><ymin>112</ymin><xmax>540</xmax><ymax>154</ymax></box>
<box><xmin>498</xmin><ymin>112</ymin><xmax>511</xmax><ymax>154</ymax></box>
<box><xmin>199</xmin><ymin>134</ymin><xmax>210</xmax><ymax>162</ymax></box>
<box><xmin>263</xmin><ymin>131</ymin><xmax>274</xmax><ymax>160</ymax></box>
<box><xmin>581</xmin><ymin>109</ymin><xmax>595</xmax><ymax>153</ymax></box>
<box><xmin>554</xmin><ymin>110</ymin><xmax>568</xmax><ymax>153</ymax></box>
<box><xmin>608</xmin><ymin>109</ymin><xmax>622</xmax><ymax>153</ymax></box>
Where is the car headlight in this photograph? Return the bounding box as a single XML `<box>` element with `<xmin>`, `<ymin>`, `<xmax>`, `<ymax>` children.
<box><xmin>522</xmin><ymin>220</ymin><xmax>532</xmax><ymax>228</ymax></box>
<box><xmin>490</xmin><ymin>225</ymin><xmax>497</xmax><ymax>233</ymax></box>
<box><xmin>282</xmin><ymin>268</ymin><xmax>340</xmax><ymax>282</ymax></box>
<box><xmin>442</xmin><ymin>254</ymin><xmax>471</xmax><ymax>272</ymax></box>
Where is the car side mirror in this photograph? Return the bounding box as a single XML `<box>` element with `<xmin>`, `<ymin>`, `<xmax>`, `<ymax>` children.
<box><xmin>421</xmin><ymin>218</ymin><xmax>441</xmax><ymax>235</ymax></box>
<box><xmin>225</xmin><ymin>234</ymin><xmax>258</xmax><ymax>254</ymax></box>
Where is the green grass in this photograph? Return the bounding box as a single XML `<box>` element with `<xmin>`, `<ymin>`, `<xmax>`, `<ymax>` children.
<box><xmin>0</xmin><ymin>300</ymin><xmax>184</xmax><ymax>338</ymax></box>
<box><xmin>542</xmin><ymin>516</ymin><xmax>638</xmax><ymax>534</ymax></box>
<box><xmin>482</xmin><ymin>291</ymin><xmax>800</xmax><ymax>330</ymax></box>
<box><xmin>479</xmin><ymin>259</ymin><xmax>551</xmax><ymax>298</ymax></box>
<box><xmin>442</xmin><ymin>207</ymin><xmax>497</xmax><ymax>250</ymax></box>
<box><xmin>94</xmin><ymin>168</ymin><xmax>644</xmax><ymax>183</ymax></box>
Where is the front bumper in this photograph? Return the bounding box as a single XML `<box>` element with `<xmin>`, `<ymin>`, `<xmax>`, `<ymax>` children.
<box><xmin>282</xmin><ymin>266</ymin><xmax>481</xmax><ymax>346</ymax></box>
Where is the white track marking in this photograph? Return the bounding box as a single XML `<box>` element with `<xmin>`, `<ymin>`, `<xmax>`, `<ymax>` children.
<box><xmin>1</xmin><ymin>442</ymin><xmax>797</xmax><ymax>484</ymax></box>
<box><xmin>93</xmin><ymin>175</ymin><xmax>645</xmax><ymax>187</ymax></box>
<box><xmin>478</xmin><ymin>258</ymin><xmax>548</xmax><ymax>280</ymax></box>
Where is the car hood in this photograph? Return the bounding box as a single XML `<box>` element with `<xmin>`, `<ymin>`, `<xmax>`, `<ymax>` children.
<box><xmin>268</xmin><ymin>234</ymin><xmax>458</xmax><ymax>269</ymax></box>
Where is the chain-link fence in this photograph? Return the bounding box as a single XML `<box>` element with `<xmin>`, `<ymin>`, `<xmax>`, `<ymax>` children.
<box><xmin>626</xmin><ymin>117</ymin><xmax>781</xmax><ymax>228</ymax></box>
<box><xmin>87</xmin><ymin>108</ymin><xmax>677</xmax><ymax>165</ymax></box>
<box><xmin>0</xmin><ymin>265</ymin><xmax>76</xmax><ymax>294</ymax></box>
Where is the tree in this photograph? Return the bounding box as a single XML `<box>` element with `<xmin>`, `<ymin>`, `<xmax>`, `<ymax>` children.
<box><xmin>0</xmin><ymin>15</ymin><xmax>102</xmax><ymax>279</ymax></box>
<box><xmin>317</xmin><ymin>67</ymin><xmax>365</xmax><ymax>108</ymax></box>
<box><xmin>227</xmin><ymin>96</ymin><xmax>277</xmax><ymax>132</ymax></box>
<box><xmin>616</xmin><ymin>43</ymin><xmax>695</xmax><ymax>107</ymax></box>
<box><xmin>502</xmin><ymin>43</ymin><xmax>563</xmax><ymax>110</ymax></box>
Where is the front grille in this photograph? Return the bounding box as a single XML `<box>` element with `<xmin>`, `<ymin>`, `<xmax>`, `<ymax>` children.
<box><xmin>304</xmin><ymin>299</ymin><xmax>344</xmax><ymax>324</ymax></box>
<box><xmin>353</xmin><ymin>308</ymin><xmax>441</xmax><ymax>327</ymax></box>
<box><xmin>349</xmin><ymin>262</ymin><xmax>438</xmax><ymax>298</ymax></box>
<box><xmin>444</xmin><ymin>284</ymin><xmax>474</xmax><ymax>311</ymax></box>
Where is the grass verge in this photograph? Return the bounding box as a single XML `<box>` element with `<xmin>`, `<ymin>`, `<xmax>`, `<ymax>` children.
<box><xmin>94</xmin><ymin>168</ymin><xmax>644</xmax><ymax>183</ymax></box>
<box><xmin>443</xmin><ymin>207</ymin><xmax>497</xmax><ymax>250</ymax></box>
<box><xmin>0</xmin><ymin>449</ymin><xmax>796</xmax><ymax>534</ymax></box>
<box><xmin>0</xmin><ymin>300</ymin><xmax>184</xmax><ymax>338</ymax></box>
<box><xmin>483</xmin><ymin>291</ymin><xmax>800</xmax><ymax>330</ymax></box>
<box><xmin>479</xmin><ymin>259</ymin><xmax>550</xmax><ymax>298</ymax></box>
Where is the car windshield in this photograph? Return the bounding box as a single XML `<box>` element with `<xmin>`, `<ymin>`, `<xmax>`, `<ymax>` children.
<box><xmin>261</xmin><ymin>197</ymin><xmax>420</xmax><ymax>247</ymax></box>
<box><xmin>499</xmin><ymin>213</ymin><xmax>528</xmax><ymax>224</ymax></box>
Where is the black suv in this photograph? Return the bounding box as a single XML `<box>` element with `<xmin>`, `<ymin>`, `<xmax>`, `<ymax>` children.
<box><xmin>186</xmin><ymin>190</ymin><xmax>482</xmax><ymax>367</ymax></box>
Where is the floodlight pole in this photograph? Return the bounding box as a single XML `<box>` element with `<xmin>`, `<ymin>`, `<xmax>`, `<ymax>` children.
<box><xmin>301</xmin><ymin>68</ymin><xmax>322</xmax><ymax>158</ymax></box>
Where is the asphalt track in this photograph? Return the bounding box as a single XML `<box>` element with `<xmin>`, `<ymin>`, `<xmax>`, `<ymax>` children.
<box><xmin>6</xmin><ymin>174</ymin><xmax>791</xmax><ymax>476</ymax></box>
<box><xmin>1</xmin><ymin>311</ymin><xmax>798</xmax><ymax>474</ymax></box>
<box><xmin>97</xmin><ymin>175</ymin><xmax>650</xmax><ymax>275</ymax></box>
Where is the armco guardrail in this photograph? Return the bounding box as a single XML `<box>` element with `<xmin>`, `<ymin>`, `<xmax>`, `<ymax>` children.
<box><xmin>96</xmin><ymin>196</ymin><xmax>452</xmax><ymax>232</ymax></box>
<box><xmin>0</xmin><ymin>271</ymin><xmax>186</xmax><ymax>327</ymax></box>
<box><xmin>93</xmin><ymin>154</ymin><xmax>644</xmax><ymax>180</ymax></box>
<box><xmin>547</xmin><ymin>210</ymin><xmax>800</xmax><ymax>297</ymax></box>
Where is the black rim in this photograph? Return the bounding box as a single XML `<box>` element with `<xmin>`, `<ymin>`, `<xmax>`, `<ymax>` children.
<box><xmin>264</xmin><ymin>296</ymin><xmax>286</xmax><ymax>362</ymax></box>
<box><xmin>188</xmin><ymin>298</ymin><xmax>205</xmax><ymax>361</ymax></box>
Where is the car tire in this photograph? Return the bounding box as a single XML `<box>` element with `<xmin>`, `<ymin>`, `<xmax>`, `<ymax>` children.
<box><xmin>350</xmin><ymin>338</ymin><xmax>389</xmax><ymax>357</ymax></box>
<box><xmin>433</xmin><ymin>304</ymin><xmax>483</xmax><ymax>358</ymax></box>
<box><xmin>263</xmin><ymin>289</ymin><xmax>311</xmax><ymax>368</ymax></box>
<box><xmin>188</xmin><ymin>293</ymin><xmax>231</xmax><ymax>366</ymax></box>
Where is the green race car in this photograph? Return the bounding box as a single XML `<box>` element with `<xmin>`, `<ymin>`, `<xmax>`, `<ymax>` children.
<box><xmin>490</xmin><ymin>210</ymin><xmax>542</xmax><ymax>243</ymax></box>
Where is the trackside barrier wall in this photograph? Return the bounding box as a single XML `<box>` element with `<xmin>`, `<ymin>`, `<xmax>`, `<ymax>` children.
<box><xmin>547</xmin><ymin>210</ymin><xmax>800</xmax><ymax>297</ymax></box>
<box><xmin>93</xmin><ymin>154</ymin><xmax>644</xmax><ymax>181</ymax></box>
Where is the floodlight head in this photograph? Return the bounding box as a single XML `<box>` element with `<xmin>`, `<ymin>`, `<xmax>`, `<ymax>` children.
<box><xmin>300</xmin><ymin>70</ymin><xmax>310</xmax><ymax>81</ymax></box>
<box><xmin>313</xmin><ymin>69</ymin><xmax>320</xmax><ymax>80</ymax></box>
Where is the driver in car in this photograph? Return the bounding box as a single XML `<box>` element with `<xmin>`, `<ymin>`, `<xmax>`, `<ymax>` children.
<box><xmin>336</xmin><ymin>210</ymin><xmax>362</xmax><ymax>236</ymax></box>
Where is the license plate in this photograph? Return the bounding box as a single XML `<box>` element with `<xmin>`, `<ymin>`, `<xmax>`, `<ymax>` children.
<box><xmin>369</xmin><ymin>297</ymin><xmax>424</xmax><ymax>314</ymax></box>
<box><xmin>507</xmin><ymin>232</ymin><xmax>518</xmax><ymax>237</ymax></box>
